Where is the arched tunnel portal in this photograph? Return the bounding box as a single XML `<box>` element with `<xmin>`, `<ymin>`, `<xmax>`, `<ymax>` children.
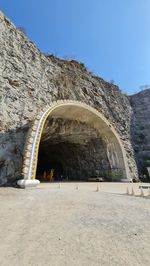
<box><xmin>17</xmin><ymin>100</ymin><xmax>131</xmax><ymax>188</ymax></box>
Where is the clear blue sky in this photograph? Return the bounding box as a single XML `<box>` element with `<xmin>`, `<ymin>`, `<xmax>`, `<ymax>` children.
<box><xmin>1</xmin><ymin>0</ymin><xmax>150</xmax><ymax>94</ymax></box>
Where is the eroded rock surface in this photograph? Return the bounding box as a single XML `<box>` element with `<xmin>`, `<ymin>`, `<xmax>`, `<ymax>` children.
<box><xmin>130</xmin><ymin>89</ymin><xmax>150</xmax><ymax>176</ymax></box>
<box><xmin>0</xmin><ymin>11</ymin><xmax>141</xmax><ymax>184</ymax></box>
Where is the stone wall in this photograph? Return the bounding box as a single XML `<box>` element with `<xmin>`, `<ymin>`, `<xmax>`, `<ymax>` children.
<box><xmin>130</xmin><ymin>89</ymin><xmax>150</xmax><ymax>177</ymax></box>
<box><xmin>0</xmin><ymin>11</ymin><xmax>138</xmax><ymax>184</ymax></box>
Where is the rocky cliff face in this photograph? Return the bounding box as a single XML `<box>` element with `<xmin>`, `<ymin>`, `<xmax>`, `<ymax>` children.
<box><xmin>0</xmin><ymin>11</ymin><xmax>138</xmax><ymax>184</ymax></box>
<box><xmin>130</xmin><ymin>89</ymin><xmax>150</xmax><ymax>177</ymax></box>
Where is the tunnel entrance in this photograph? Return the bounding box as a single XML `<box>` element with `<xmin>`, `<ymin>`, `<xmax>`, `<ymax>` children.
<box><xmin>36</xmin><ymin>149</ymin><xmax>64</xmax><ymax>182</ymax></box>
<box><xmin>36</xmin><ymin>118</ymin><xmax>112</xmax><ymax>182</ymax></box>
<box><xmin>19</xmin><ymin>100</ymin><xmax>130</xmax><ymax>188</ymax></box>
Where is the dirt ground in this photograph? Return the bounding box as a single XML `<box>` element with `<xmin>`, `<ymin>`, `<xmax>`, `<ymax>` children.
<box><xmin>0</xmin><ymin>182</ymin><xmax>150</xmax><ymax>266</ymax></box>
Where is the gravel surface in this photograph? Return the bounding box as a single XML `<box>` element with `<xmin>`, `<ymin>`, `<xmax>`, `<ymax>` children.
<box><xmin>0</xmin><ymin>183</ymin><xmax>150</xmax><ymax>266</ymax></box>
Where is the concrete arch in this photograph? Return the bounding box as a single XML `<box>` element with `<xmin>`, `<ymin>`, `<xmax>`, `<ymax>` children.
<box><xmin>17</xmin><ymin>100</ymin><xmax>131</xmax><ymax>188</ymax></box>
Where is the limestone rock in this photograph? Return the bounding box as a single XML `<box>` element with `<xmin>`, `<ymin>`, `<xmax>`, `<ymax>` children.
<box><xmin>1</xmin><ymin>11</ymin><xmax>148</xmax><ymax>184</ymax></box>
